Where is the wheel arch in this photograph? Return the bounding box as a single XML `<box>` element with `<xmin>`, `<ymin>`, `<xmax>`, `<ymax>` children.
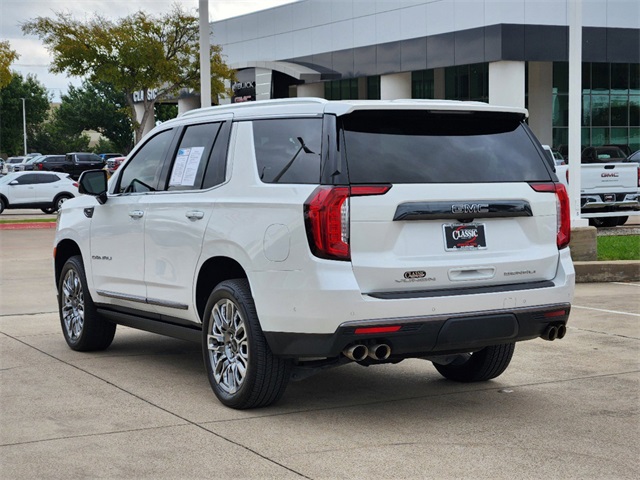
<box><xmin>54</xmin><ymin>239</ymin><xmax>82</xmax><ymax>287</ymax></box>
<box><xmin>195</xmin><ymin>256</ymin><xmax>248</xmax><ymax>322</ymax></box>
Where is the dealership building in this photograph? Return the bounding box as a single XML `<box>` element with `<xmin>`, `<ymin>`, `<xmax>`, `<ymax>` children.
<box><xmin>207</xmin><ymin>0</ymin><xmax>639</xmax><ymax>152</ymax></box>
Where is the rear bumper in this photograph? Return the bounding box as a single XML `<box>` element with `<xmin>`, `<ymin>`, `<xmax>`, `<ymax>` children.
<box><xmin>265</xmin><ymin>303</ymin><xmax>571</xmax><ymax>358</ymax></box>
<box><xmin>581</xmin><ymin>193</ymin><xmax>639</xmax><ymax>211</ymax></box>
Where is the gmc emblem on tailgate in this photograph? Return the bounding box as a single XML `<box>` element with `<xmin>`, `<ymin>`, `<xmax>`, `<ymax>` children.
<box><xmin>452</xmin><ymin>203</ymin><xmax>489</xmax><ymax>214</ymax></box>
<box><xmin>601</xmin><ymin>173</ymin><xmax>619</xmax><ymax>178</ymax></box>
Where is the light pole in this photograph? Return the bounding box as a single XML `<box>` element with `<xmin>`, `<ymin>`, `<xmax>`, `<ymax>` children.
<box><xmin>20</xmin><ymin>97</ymin><xmax>27</xmax><ymax>155</ymax></box>
<box><xmin>199</xmin><ymin>0</ymin><xmax>212</xmax><ymax>108</ymax></box>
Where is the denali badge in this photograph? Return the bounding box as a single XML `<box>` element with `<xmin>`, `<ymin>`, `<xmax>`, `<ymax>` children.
<box><xmin>452</xmin><ymin>203</ymin><xmax>489</xmax><ymax>214</ymax></box>
<box><xmin>404</xmin><ymin>271</ymin><xmax>426</xmax><ymax>279</ymax></box>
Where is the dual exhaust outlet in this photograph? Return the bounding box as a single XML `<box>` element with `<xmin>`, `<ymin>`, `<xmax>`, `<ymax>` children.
<box><xmin>343</xmin><ymin>343</ymin><xmax>391</xmax><ymax>362</ymax></box>
<box><xmin>542</xmin><ymin>323</ymin><xmax>567</xmax><ymax>341</ymax></box>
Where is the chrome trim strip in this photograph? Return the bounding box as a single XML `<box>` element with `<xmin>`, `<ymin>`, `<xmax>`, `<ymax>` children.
<box><xmin>146</xmin><ymin>297</ymin><xmax>189</xmax><ymax>310</ymax></box>
<box><xmin>97</xmin><ymin>290</ymin><xmax>146</xmax><ymax>304</ymax></box>
<box><xmin>96</xmin><ymin>290</ymin><xmax>189</xmax><ymax>310</ymax></box>
<box><xmin>393</xmin><ymin>200</ymin><xmax>533</xmax><ymax>221</ymax></box>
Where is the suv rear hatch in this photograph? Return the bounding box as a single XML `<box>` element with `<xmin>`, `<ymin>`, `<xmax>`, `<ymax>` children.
<box><xmin>339</xmin><ymin>109</ymin><xmax>563</xmax><ymax>296</ymax></box>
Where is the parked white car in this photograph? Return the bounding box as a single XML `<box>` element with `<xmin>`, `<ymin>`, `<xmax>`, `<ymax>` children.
<box><xmin>0</xmin><ymin>171</ymin><xmax>79</xmax><ymax>214</ymax></box>
<box><xmin>55</xmin><ymin>98</ymin><xmax>575</xmax><ymax>409</ymax></box>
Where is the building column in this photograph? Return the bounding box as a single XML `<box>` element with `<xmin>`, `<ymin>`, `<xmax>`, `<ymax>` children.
<box><xmin>489</xmin><ymin>61</ymin><xmax>525</xmax><ymax>108</ymax></box>
<box><xmin>178</xmin><ymin>96</ymin><xmax>201</xmax><ymax>115</ymax></box>
<box><xmin>133</xmin><ymin>102</ymin><xmax>156</xmax><ymax>139</ymax></box>
<box><xmin>255</xmin><ymin>68</ymin><xmax>272</xmax><ymax>101</ymax></box>
<box><xmin>297</xmin><ymin>82</ymin><xmax>324</xmax><ymax>98</ymax></box>
<box><xmin>380</xmin><ymin>72</ymin><xmax>411</xmax><ymax>100</ymax></box>
<box><xmin>434</xmin><ymin>68</ymin><xmax>445</xmax><ymax>99</ymax></box>
<box><xmin>528</xmin><ymin>62</ymin><xmax>554</xmax><ymax>146</ymax></box>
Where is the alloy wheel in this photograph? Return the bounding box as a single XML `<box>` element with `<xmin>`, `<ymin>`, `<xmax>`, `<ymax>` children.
<box><xmin>61</xmin><ymin>268</ymin><xmax>84</xmax><ymax>341</ymax></box>
<box><xmin>207</xmin><ymin>299</ymin><xmax>249</xmax><ymax>394</ymax></box>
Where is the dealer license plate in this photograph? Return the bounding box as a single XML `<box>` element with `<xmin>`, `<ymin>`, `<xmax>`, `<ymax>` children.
<box><xmin>443</xmin><ymin>223</ymin><xmax>487</xmax><ymax>251</ymax></box>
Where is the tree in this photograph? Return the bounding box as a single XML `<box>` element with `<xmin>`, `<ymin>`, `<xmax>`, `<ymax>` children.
<box><xmin>56</xmin><ymin>80</ymin><xmax>134</xmax><ymax>154</ymax></box>
<box><xmin>0</xmin><ymin>40</ymin><xmax>19</xmax><ymax>89</ymax></box>
<box><xmin>0</xmin><ymin>73</ymin><xmax>50</xmax><ymax>156</ymax></box>
<box><xmin>30</xmin><ymin>116</ymin><xmax>91</xmax><ymax>154</ymax></box>
<box><xmin>23</xmin><ymin>4</ymin><xmax>235</xmax><ymax>144</ymax></box>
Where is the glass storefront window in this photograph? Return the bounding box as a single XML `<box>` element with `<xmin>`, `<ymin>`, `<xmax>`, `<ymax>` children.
<box><xmin>591</xmin><ymin>127</ymin><xmax>609</xmax><ymax>146</ymax></box>
<box><xmin>582</xmin><ymin>95</ymin><xmax>591</xmax><ymax>127</ymax></box>
<box><xmin>611</xmin><ymin>95</ymin><xmax>629</xmax><ymax>126</ymax></box>
<box><xmin>411</xmin><ymin>70</ymin><xmax>434</xmax><ymax>99</ymax></box>
<box><xmin>610</xmin><ymin>127</ymin><xmax>628</xmax><ymax>145</ymax></box>
<box><xmin>444</xmin><ymin>63</ymin><xmax>487</xmax><ymax>102</ymax></box>
<box><xmin>611</xmin><ymin>63</ymin><xmax>629</xmax><ymax>93</ymax></box>
<box><xmin>630</xmin><ymin>96</ymin><xmax>640</xmax><ymax>126</ymax></box>
<box><xmin>367</xmin><ymin>76</ymin><xmax>380</xmax><ymax>100</ymax></box>
<box><xmin>591</xmin><ymin>95</ymin><xmax>610</xmax><ymax>126</ymax></box>
<box><xmin>591</xmin><ymin>63</ymin><xmax>610</xmax><ymax>92</ymax></box>
<box><xmin>325</xmin><ymin>79</ymin><xmax>359</xmax><ymax>100</ymax></box>
<box><xmin>553</xmin><ymin>93</ymin><xmax>568</xmax><ymax>127</ymax></box>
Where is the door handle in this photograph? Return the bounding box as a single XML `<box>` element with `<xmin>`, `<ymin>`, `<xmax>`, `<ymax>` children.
<box><xmin>186</xmin><ymin>210</ymin><xmax>205</xmax><ymax>220</ymax></box>
<box><xmin>129</xmin><ymin>210</ymin><xmax>144</xmax><ymax>219</ymax></box>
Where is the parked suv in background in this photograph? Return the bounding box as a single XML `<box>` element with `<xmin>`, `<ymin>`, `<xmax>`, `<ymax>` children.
<box><xmin>0</xmin><ymin>171</ymin><xmax>78</xmax><ymax>214</ymax></box>
<box><xmin>54</xmin><ymin>99</ymin><xmax>574</xmax><ymax>409</ymax></box>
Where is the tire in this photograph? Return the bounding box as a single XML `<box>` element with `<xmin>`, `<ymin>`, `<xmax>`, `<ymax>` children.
<box><xmin>589</xmin><ymin>217</ymin><xmax>619</xmax><ymax>228</ymax></box>
<box><xmin>54</xmin><ymin>194</ymin><xmax>73</xmax><ymax>211</ymax></box>
<box><xmin>0</xmin><ymin>198</ymin><xmax>5</xmax><ymax>214</ymax></box>
<box><xmin>202</xmin><ymin>279</ymin><xmax>291</xmax><ymax>409</ymax></box>
<box><xmin>41</xmin><ymin>207</ymin><xmax>56</xmax><ymax>214</ymax></box>
<box><xmin>433</xmin><ymin>343</ymin><xmax>515</xmax><ymax>382</ymax></box>
<box><xmin>616</xmin><ymin>216</ymin><xmax>629</xmax><ymax>226</ymax></box>
<box><xmin>58</xmin><ymin>255</ymin><xmax>116</xmax><ymax>351</ymax></box>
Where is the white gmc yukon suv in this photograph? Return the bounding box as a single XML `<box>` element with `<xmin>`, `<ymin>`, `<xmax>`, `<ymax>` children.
<box><xmin>54</xmin><ymin>99</ymin><xmax>575</xmax><ymax>409</ymax></box>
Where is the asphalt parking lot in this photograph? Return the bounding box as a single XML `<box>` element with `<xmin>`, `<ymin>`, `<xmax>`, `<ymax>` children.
<box><xmin>1</xmin><ymin>226</ymin><xmax>638</xmax><ymax>479</ymax></box>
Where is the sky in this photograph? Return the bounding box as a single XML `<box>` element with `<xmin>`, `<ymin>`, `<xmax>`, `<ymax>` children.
<box><xmin>0</xmin><ymin>0</ymin><xmax>297</xmax><ymax>101</ymax></box>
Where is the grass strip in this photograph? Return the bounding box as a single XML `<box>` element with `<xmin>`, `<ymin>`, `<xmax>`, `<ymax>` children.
<box><xmin>597</xmin><ymin>235</ymin><xmax>640</xmax><ymax>261</ymax></box>
<box><xmin>0</xmin><ymin>218</ymin><xmax>55</xmax><ymax>224</ymax></box>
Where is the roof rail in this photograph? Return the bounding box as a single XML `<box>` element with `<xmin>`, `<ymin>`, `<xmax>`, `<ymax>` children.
<box><xmin>179</xmin><ymin>97</ymin><xmax>328</xmax><ymax>118</ymax></box>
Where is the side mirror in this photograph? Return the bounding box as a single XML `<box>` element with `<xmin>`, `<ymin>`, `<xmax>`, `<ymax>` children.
<box><xmin>9</xmin><ymin>180</ymin><xmax>18</xmax><ymax>186</ymax></box>
<box><xmin>78</xmin><ymin>170</ymin><xmax>108</xmax><ymax>205</ymax></box>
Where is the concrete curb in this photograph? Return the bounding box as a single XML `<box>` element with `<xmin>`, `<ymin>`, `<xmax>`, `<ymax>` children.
<box><xmin>574</xmin><ymin>260</ymin><xmax>640</xmax><ymax>283</ymax></box>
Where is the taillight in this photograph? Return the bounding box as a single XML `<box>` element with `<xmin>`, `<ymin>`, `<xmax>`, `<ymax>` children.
<box><xmin>73</xmin><ymin>182</ymin><xmax>79</xmax><ymax>188</ymax></box>
<box><xmin>304</xmin><ymin>185</ymin><xmax>391</xmax><ymax>261</ymax></box>
<box><xmin>530</xmin><ymin>182</ymin><xmax>571</xmax><ymax>249</ymax></box>
<box><xmin>637</xmin><ymin>165</ymin><xmax>639</xmax><ymax>187</ymax></box>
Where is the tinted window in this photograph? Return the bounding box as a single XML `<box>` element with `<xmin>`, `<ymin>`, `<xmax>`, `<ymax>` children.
<box><xmin>253</xmin><ymin>118</ymin><xmax>322</xmax><ymax>184</ymax></box>
<box><xmin>14</xmin><ymin>174</ymin><xmax>40</xmax><ymax>185</ymax></box>
<box><xmin>167</xmin><ymin>122</ymin><xmax>222</xmax><ymax>191</ymax></box>
<box><xmin>76</xmin><ymin>154</ymin><xmax>103</xmax><ymax>162</ymax></box>
<box><xmin>117</xmin><ymin>129</ymin><xmax>174</xmax><ymax>194</ymax></box>
<box><xmin>37</xmin><ymin>174</ymin><xmax>61</xmax><ymax>184</ymax></box>
<box><xmin>341</xmin><ymin>111</ymin><xmax>552</xmax><ymax>183</ymax></box>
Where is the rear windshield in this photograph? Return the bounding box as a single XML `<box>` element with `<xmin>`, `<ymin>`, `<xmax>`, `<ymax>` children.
<box><xmin>341</xmin><ymin>110</ymin><xmax>552</xmax><ymax>183</ymax></box>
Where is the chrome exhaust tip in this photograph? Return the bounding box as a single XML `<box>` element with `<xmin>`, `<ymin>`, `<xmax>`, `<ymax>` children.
<box><xmin>556</xmin><ymin>324</ymin><xmax>567</xmax><ymax>339</ymax></box>
<box><xmin>368</xmin><ymin>344</ymin><xmax>391</xmax><ymax>361</ymax></box>
<box><xmin>542</xmin><ymin>325</ymin><xmax>558</xmax><ymax>341</ymax></box>
<box><xmin>343</xmin><ymin>344</ymin><xmax>369</xmax><ymax>362</ymax></box>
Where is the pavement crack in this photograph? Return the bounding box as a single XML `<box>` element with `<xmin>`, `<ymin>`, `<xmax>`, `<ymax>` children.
<box><xmin>569</xmin><ymin>326</ymin><xmax>640</xmax><ymax>340</ymax></box>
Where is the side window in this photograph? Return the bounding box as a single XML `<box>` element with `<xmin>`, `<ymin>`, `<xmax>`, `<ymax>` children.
<box><xmin>37</xmin><ymin>174</ymin><xmax>60</xmax><ymax>184</ymax></box>
<box><xmin>117</xmin><ymin>129</ymin><xmax>174</xmax><ymax>194</ymax></box>
<box><xmin>252</xmin><ymin>118</ymin><xmax>322</xmax><ymax>184</ymax></box>
<box><xmin>15</xmin><ymin>174</ymin><xmax>40</xmax><ymax>185</ymax></box>
<box><xmin>167</xmin><ymin>122</ymin><xmax>221</xmax><ymax>191</ymax></box>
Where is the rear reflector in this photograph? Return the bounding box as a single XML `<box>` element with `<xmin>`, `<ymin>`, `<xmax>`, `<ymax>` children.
<box><xmin>354</xmin><ymin>326</ymin><xmax>402</xmax><ymax>335</ymax></box>
<box><xmin>544</xmin><ymin>309</ymin><xmax>567</xmax><ymax>318</ymax></box>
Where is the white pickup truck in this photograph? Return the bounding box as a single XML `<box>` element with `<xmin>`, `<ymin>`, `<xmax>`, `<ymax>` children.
<box><xmin>555</xmin><ymin>157</ymin><xmax>639</xmax><ymax>227</ymax></box>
